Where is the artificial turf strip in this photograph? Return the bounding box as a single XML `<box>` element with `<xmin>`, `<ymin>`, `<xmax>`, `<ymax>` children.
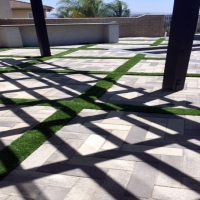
<box><xmin>150</xmin><ymin>38</ymin><xmax>165</xmax><ymax>46</ymax></box>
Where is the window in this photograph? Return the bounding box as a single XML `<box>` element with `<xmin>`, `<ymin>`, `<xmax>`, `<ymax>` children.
<box><xmin>27</xmin><ymin>13</ymin><xmax>33</xmax><ymax>18</ymax></box>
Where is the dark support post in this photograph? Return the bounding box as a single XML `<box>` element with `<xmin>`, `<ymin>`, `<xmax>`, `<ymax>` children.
<box><xmin>162</xmin><ymin>0</ymin><xmax>200</xmax><ymax>91</ymax></box>
<box><xmin>30</xmin><ymin>0</ymin><xmax>51</xmax><ymax>57</ymax></box>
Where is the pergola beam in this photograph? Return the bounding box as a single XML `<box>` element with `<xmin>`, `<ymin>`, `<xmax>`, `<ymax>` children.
<box><xmin>30</xmin><ymin>0</ymin><xmax>51</xmax><ymax>57</ymax></box>
<box><xmin>162</xmin><ymin>0</ymin><xmax>200</xmax><ymax>91</ymax></box>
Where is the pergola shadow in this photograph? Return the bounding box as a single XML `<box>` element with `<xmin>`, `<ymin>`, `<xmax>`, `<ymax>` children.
<box><xmin>1</xmin><ymin>95</ymin><xmax>200</xmax><ymax>199</ymax></box>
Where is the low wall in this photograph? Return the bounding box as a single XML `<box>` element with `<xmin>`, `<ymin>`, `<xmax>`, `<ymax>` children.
<box><xmin>0</xmin><ymin>15</ymin><xmax>165</xmax><ymax>37</ymax></box>
<box><xmin>0</xmin><ymin>23</ymin><xmax>119</xmax><ymax>47</ymax></box>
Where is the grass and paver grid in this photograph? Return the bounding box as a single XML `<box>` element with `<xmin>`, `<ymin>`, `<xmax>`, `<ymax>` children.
<box><xmin>0</xmin><ymin>37</ymin><xmax>200</xmax><ymax>199</ymax></box>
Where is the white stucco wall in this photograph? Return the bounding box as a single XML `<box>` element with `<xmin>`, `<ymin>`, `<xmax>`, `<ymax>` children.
<box><xmin>0</xmin><ymin>23</ymin><xmax>119</xmax><ymax>47</ymax></box>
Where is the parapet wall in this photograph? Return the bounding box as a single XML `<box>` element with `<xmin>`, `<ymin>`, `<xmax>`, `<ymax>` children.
<box><xmin>0</xmin><ymin>15</ymin><xmax>164</xmax><ymax>37</ymax></box>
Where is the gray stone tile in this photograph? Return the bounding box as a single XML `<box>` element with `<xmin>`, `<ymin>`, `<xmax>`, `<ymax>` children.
<box><xmin>121</xmin><ymin>144</ymin><xmax>183</xmax><ymax>156</ymax></box>
<box><xmin>64</xmin><ymin>178</ymin><xmax>102</xmax><ymax>200</ymax></box>
<box><xmin>125</xmin><ymin>125</ymin><xmax>149</xmax><ymax>144</ymax></box>
<box><xmin>155</xmin><ymin>155</ymin><xmax>182</xmax><ymax>187</ymax></box>
<box><xmin>45</xmin><ymin>139</ymin><xmax>84</xmax><ymax>163</ymax></box>
<box><xmin>183</xmin><ymin>149</ymin><xmax>200</xmax><ymax>177</ymax></box>
<box><xmin>36</xmin><ymin>186</ymin><xmax>70</xmax><ymax>200</ymax></box>
<box><xmin>126</xmin><ymin>162</ymin><xmax>158</xmax><ymax>198</ymax></box>
<box><xmin>37</xmin><ymin>162</ymin><xmax>108</xmax><ymax>180</ymax></box>
<box><xmin>60</xmin><ymin>126</ymin><xmax>110</xmax><ymax>136</ymax></box>
<box><xmin>18</xmin><ymin>144</ymin><xmax>59</xmax><ymax>171</ymax></box>
<box><xmin>5</xmin><ymin>195</ymin><xmax>32</xmax><ymax>200</ymax></box>
<box><xmin>181</xmin><ymin>177</ymin><xmax>200</xmax><ymax>190</ymax></box>
<box><xmin>95</xmin><ymin>150</ymin><xmax>161</xmax><ymax>163</ymax></box>
<box><xmin>68</xmin><ymin>156</ymin><xmax>136</xmax><ymax>171</ymax></box>
<box><xmin>0</xmin><ymin>180</ymin><xmax>45</xmax><ymax>199</ymax></box>
<box><xmin>93</xmin><ymin>169</ymin><xmax>132</xmax><ymax>200</ymax></box>
<box><xmin>152</xmin><ymin>186</ymin><xmax>200</xmax><ymax>200</ymax></box>
<box><xmin>3</xmin><ymin>170</ymin><xmax>78</xmax><ymax>189</ymax></box>
<box><xmin>55</xmin><ymin>131</ymin><xmax>90</xmax><ymax>140</ymax></box>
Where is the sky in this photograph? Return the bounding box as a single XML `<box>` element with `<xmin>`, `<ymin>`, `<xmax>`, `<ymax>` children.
<box><xmin>23</xmin><ymin>0</ymin><xmax>175</xmax><ymax>16</ymax></box>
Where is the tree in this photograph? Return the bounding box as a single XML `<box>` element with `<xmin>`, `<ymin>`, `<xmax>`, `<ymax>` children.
<box><xmin>55</xmin><ymin>0</ymin><xmax>108</xmax><ymax>18</ymax></box>
<box><xmin>105</xmin><ymin>0</ymin><xmax>130</xmax><ymax>17</ymax></box>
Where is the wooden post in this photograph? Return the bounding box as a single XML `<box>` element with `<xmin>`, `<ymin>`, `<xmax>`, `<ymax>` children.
<box><xmin>30</xmin><ymin>0</ymin><xmax>51</xmax><ymax>57</ymax></box>
<box><xmin>162</xmin><ymin>0</ymin><xmax>200</xmax><ymax>91</ymax></box>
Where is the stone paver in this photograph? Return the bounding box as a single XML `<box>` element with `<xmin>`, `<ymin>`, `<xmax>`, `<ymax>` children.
<box><xmin>119</xmin><ymin>40</ymin><xmax>153</xmax><ymax>44</ymax></box>
<box><xmin>98</xmin><ymin>75</ymin><xmax>200</xmax><ymax>108</ymax></box>
<box><xmin>2</xmin><ymin>109</ymin><xmax>200</xmax><ymax>199</ymax></box>
<box><xmin>130</xmin><ymin>59</ymin><xmax>200</xmax><ymax>73</ymax></box>
<box><xmin>51</xmin><ymin>45</ymin><xmax>83</xmax><ymax>48</ymax></box>
<box><xmin>64</xmin><ymin>50</ymin><xmax>137</xmax><ymax>57</ymax></box>
<box><xmin>119</xmin><ymin>37</ymin><xmax>160</xmax><ymax>41</ymax></box>
<box><xmin>0</xmin><ymin>72</ymin><xmax>105</xmax><ymax>100</ymax></box>
<box><xmin>0</xmin><ymin>57</ymin><xmax>34</xmax><ymax>68</ymax></box>
<box><xmin>89</xmin><ymin>44</ymin><xmax>150</xmax><ymax>50</ymax></box>
<box><xmin>0</xmin><ymin>49</ymin><xmax>65</xmax><ymax>57</ymax></box>
<box><xmin>0</xmin><ymin>105</ymin><xmax>57</xmax><ymax>149</ymax></box>
<box><xmin>26</xmin><ymin>58</ymin><xmax>127</xmax><ymax>71</ymax></box>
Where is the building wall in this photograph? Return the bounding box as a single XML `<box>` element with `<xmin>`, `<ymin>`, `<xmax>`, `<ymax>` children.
<box><xmin>12</xmin><ymin>9</ymin><xmax>47</xmax><ymax>18</ymax></box>
<box><xmin>12</xmin><ymin>9</ymin><xmax>32</xmax><ymax>18</ymax></box>
<box><xmin>0</xmin><ymin>15</ymin><xmax>164</xmax><ymax>37</ymax></box>
<box><xmin>0</xmin><ymin>0</ymin><xmax>12</xmax><ymax>18</ymax></box>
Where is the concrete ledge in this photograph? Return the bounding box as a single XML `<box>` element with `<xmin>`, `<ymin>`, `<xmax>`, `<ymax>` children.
<box><xmin>0</xmin><ymin>22</ymin><xmax>119</xmax><ymax>47</ymax></box>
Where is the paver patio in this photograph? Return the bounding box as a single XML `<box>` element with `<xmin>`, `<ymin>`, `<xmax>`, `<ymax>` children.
<box><xmin>98</xmin><ymin>75</ymin><xmax>200</xmax><ymax>108</ymax></box>
<box><xmin>1</xmin><ymin>109</ymin><xmax>200</xmax><ymax>199</ymax></box>
<box><xmin>0</xmin><ymin>105</ymin><xmax>57</xmax><ymax>150</ymax></box>
<box><xmin>129</xmin><ymin>59</ymin><xmax>200</xmax><ymax>73</ymax></box>
<box><xmin>0</xmin><ymin>57</ymin><xmax>34</xmax><ymax>68</ymax></box>
<box><xmin>64</xmin><ymin>50</ymin><xmax>137</xmax><ymax>58</ymax></box>
<box><xmin>25</xmin><ymin>58</ymin><xmax>128</xmax><ymax>71</ymax></box>
<box><xmin>0</xmin><ymin>49</ymin><xmax>66</xmax><ymax>57</ymax></box>
<box><xmin>0</xmin><ymin>72</ymin><xmax>105</xmax><ymax>100</ymax></box>
<box><xmin>89</xmin><ymin>44</ymin><xmax>150</xmax><ymax>49</ymax></box>
<box><xmin>0</xmin><ymin>37</ymin><xmax>200</xmax><ymax>200</ymax></box>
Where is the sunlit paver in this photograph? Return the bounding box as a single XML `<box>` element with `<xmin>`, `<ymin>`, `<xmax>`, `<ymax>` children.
<box><xmin>51</xmin><ymin>45</ymin><xmax>83</xmax><ymax>48</ymax></box>
<box><xmin>89</xmin><ymin>44</ymin><xmax>149</xmax><ymax>49</ymax></box>
<box><xmin>0</xmin><ymin>105</ymin><xmax>57</xmax><ymax>150</ymax></box>
<box><xmin>64</xmin><ymin>50</ymin><xmax>137</xmax><ymax>57</ymax></box>
<box><xmin>119</xmin><ymin>40</ymin><xmax>154</xmax><ymax>44</ymax></box>
<box><xmin>0</xmin><ymin>49</ymin><xmax>65</xmax><ymax>57</ymax></box>
<box><xmin>98</xmin><ymin>75</ymin><xmax>200</xmax><ymax>108</ymax></box>
<box><xmin>0</xmin><ymin>72</ymin><xmax>105</xmax><ymax>100</ymax></box>
<box><xmin>129</xmin><ymin>59</ymin><xmax>200</xmax><ymax>73</ymax></box>
<box><xmin>26</xmin><ymin>58</ymin><xmax>128</xmax><ymax>71</ymax></box>
<box><xmin>1</xmin><ymin>109</ymin><xmax>200</xmax><ymax>199</ymax></box>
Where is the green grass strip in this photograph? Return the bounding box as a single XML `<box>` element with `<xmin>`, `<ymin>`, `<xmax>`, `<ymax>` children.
<box><xmin>150</xmin><ymin>38</ymin><xmax>165</xmax><ymax>46</ymax></box>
